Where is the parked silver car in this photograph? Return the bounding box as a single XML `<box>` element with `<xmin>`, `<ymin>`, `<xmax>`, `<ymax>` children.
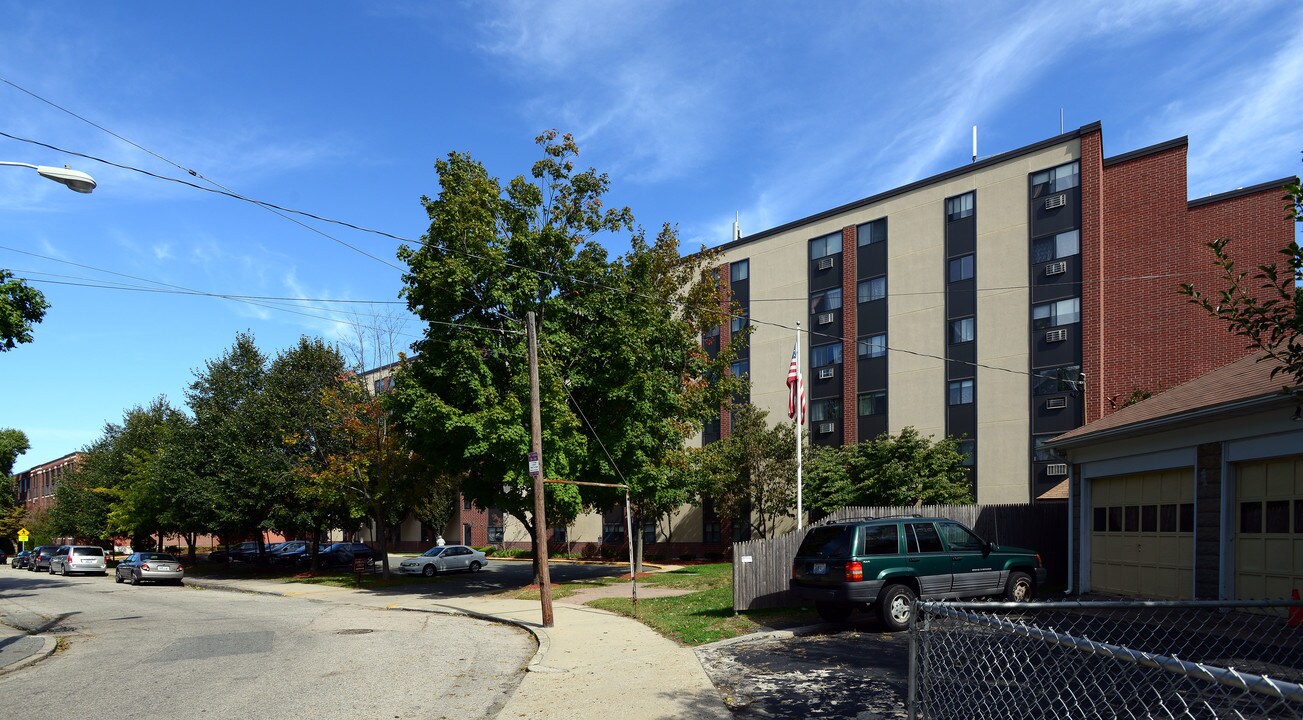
<box><xmin>49</xmin><ymin>545</ymin><xmax>107</xmax><ymax>576</ymax></box>
<box><xmin>115</xmin><ymin>552</ymin><xmax>185</xmax><ymax>585</ymax></box>
<box><xmin>398</xmin><ymin>545</ymin><xmax>488</xmax><ymax>577</ymax></box>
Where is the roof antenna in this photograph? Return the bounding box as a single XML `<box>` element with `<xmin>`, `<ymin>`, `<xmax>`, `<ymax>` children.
<box><xmin>1060</xmin><ymin>108</ymin><xmax>1064</xmax><ymax>134</ymax></box>
<box><xmin>972</xmin><ymin>125</ymin><xmax>978</xmax><ymax>163</ymax></box>
<box><xmin>732</xmin><ymin>211</ymin><xmax>741</xmax><ymax>242</ymax></box>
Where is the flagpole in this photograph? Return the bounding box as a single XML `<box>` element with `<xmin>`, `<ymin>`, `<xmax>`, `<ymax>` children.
<box><xmin>796</xmin><ymin>322</ymin><xmax>803</xmax><ymax>531</ymax></box>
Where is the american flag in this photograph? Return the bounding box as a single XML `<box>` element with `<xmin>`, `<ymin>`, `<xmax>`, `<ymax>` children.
<box><xmin>786</xmin><ymin>339</ymin><xmax>805</xmax><ymax>424</ymax></box>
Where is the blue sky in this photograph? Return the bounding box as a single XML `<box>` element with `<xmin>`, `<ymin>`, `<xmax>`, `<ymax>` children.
<box><xmin>2</xmin><ymin>2</ymin><xmax>1300</xmax><ymax>468</ymax></box>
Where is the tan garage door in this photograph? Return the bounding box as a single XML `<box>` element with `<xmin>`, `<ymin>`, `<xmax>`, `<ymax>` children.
<box><xmin>1235</xmin><ymin>455</ymin><xmax>1303</xmax><ymax>600</ymax></box>
<box><xmin>1090</xmin><ymin>469</ymin><xmax>1194</xmax><ymax>599</ymax></box>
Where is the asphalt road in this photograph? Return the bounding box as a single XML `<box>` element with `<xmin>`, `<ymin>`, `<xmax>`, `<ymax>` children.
<box><xmin>0</xmin><ymin>567</ymin><xmax>534</xmax><ymax>720</ymax></box>
<box><xmin>359</xmin><ymin>557</ymin><xmax>634</xmax><ymax>598</ymax></box>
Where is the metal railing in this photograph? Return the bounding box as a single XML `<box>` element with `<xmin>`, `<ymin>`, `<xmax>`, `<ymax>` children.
<box><xmin>909</xmin><ymin>598</ymin><xmax>1303</xmax><ymax>719</ymax></box>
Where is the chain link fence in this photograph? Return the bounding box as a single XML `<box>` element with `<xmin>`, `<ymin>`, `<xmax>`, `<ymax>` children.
<box><xmin>908</xmin><ymin>599</ymin><xmax>1303</xmax><ymax>719</ymax></box>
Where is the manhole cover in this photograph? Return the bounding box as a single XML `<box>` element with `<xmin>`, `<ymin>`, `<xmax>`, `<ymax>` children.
<box><xmin>336</xmin><ymin>629</ymin><xmax>374</xmax><ymax>635</ymax></box>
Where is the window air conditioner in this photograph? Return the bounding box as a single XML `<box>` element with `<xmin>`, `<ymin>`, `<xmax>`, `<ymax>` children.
<box><xmin>817</xmin><ymin>367</ymin><xmax>835</xmax><ymax>380</ymax></box>
<box><xmin>1045</xmin><ymin>260</ymin><xmax>1068</xmax><ymax>276</ymax></box>
<box><xmin>817</xmin><ymin>312</ymin><xmax>835</xmax><ymax>325</ymax></box>
<box><xmin>816</xmin><ymin>256</ymin><xmax>835</xmax><ymax>271</ymax></box>
<box><xmin>817</xmin><ymin>422</ymin><xmax>835</xmax><ymax>434</ymax></box>
<box><xmin>1044</xmin><ymin>194</ymin><xmax>1066</xmax><ymax>210</ymax></box>
<box><xmin>1045</xmin><ymin>328</ymin><xmax>1068</xmax><ymax>343</ymax></box>
<box><xmin>1046</xmin><ymin>463</ymin><xmax>1069</xmax><ymax>476</ymax></box>
<box><xmin>1046</xmin><ymin>396</ymin><xmax>1067</xmax><ymax>410</ymax></box>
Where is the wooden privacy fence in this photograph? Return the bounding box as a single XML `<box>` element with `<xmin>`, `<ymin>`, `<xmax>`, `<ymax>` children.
<box><xmin>732</xmin><ymin>503</ymin><xmax>1069</xmax><ymax>611</ymax></box>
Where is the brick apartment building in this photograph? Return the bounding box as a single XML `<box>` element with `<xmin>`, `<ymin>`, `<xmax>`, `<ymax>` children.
<box><xmin>15</xmin><ymin>452</ymin><xmax>80</xmax><ymax>515</ymax></box>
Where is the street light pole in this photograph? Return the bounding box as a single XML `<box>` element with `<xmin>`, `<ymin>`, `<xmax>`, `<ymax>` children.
<box><xmin>0</xmin><ymin>161</ymin><xmax>97</xmax><ymax>193</ymax></box>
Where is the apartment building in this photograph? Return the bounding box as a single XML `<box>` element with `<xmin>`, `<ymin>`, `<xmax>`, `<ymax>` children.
<box><xmin>708</xmin><ymin>121</ymin><xmax>1293</xmax><ymax>505</ymax></box>
<box><xmin>15</xmin><ymin>452</ymin><xmax>81</xmax><ymax>515</ymax></box>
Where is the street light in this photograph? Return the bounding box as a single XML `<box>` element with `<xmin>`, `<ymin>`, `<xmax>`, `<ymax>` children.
<box><xmin>0</xmin><ymin>161</ymin><xmax>97</xmax><ymax>193</ymax></box>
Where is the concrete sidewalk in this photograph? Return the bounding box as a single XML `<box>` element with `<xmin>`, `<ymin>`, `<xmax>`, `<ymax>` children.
<box><xmin>0</xmin><ymin>624</ymin><xmax>56</xmax><ymax>677</ymax></box>
<box><xmin>185</xmin><ymin>573</ymin><xmax>732</xmax><ymax>720</ymax></box>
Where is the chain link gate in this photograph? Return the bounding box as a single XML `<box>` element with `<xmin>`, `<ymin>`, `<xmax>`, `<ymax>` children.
<box><xmin>908</xmin><ymin>599</ymin><xmax>1303</xmax><ymax>719</ymax></box>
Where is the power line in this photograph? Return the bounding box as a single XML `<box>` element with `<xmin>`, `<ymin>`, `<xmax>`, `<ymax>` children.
<box><xmin>0</xmin><ymin>123</ymin><xmax>1189</xmax><ymax>386</ymax></box>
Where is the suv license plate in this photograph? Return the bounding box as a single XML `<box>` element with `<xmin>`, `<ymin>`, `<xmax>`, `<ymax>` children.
<box><xmin>812</xmin><ymin>563</ymin><xmax>827</xmax><ymax>575</ymax></box>
<box><xmin>156</xmin><ymin>565</ymin><xmax>171</xmax><ymax>571</ymax></box>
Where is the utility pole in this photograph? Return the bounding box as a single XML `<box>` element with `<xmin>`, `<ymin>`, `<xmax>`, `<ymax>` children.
<box><xmin>526</xmin><ymin>310</ymin><xmax>555</xmax><ymax>627</ymax></box>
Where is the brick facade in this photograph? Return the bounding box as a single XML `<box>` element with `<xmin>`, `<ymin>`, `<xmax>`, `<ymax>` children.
<box><xmin>1088</xmin><ymin>138</ymin><xmax>1293</xmax><ymax>422</ymax></box>
<box><xmin>841</xmin><ymin>225</ymin><xmax>858</xmax><ymax>445</ymax></box>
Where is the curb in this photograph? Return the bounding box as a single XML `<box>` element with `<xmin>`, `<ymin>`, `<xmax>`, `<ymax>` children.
<box><xmin>696</xmin><ymin>622</ymin><xmax>833</xmax><ymax>650</ymax></box>
<box><xmin>0</xmin><ymin>635</ymin><xmax>57</xmax><ymax>677</ymax></box>
<box><xmin>391</xmin><ymin>604</ymin><xmax>556</xmax><ymax>673</ymax></box>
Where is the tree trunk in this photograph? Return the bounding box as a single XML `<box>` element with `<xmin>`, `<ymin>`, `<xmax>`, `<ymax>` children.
<box><xmin>184</xmin><ymin>532</ymin><xmax>196</xmax><ymax>562</ymax></box>
<box><xmin>375</xmin><ymin>504</ymin><xmax>390</xmax><ymax>579</ymax></box>
<box><xmin>633</xmin><ymin>515</ymin><xmax>644</xmax><ymax>576</ymax></box>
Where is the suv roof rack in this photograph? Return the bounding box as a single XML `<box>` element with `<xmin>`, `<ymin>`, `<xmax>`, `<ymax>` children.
<box><xmin>819</xmin><ymin>513</ymin><xmax>924</xmax><ymax>525</ymax></box>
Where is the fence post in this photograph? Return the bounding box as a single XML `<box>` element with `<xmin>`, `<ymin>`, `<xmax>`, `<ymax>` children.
<box><xmin>907</xmin><ymin>600</ymin><xmax>921</xmax><ymax>720</ymax></box>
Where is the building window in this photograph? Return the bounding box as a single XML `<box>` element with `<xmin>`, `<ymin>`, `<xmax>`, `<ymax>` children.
<box><xmin>857</xmin><ymin>391</ymin><xmax>886</xmax><ymax>417</ymax></box>
<box><xmin>730</xmin><ymin>259</ymin><xmax>749</xmax><ymax>282</ymax></box>
<box><xmin>1033</xmin><ymin>298</ymin><xmax>1081</xmax><ymax>329</ymax></box>
<box><xmin>1031</xmin><ymin>229</ymin><xmax>1080</xmax><ymax>263</ymax></box>
<box><xmin>946</xmin><ymin>192</ymin><xmax>974</xmax><ymax>221</ymax></box>
<box><xmin>642</xmin><ymin>522</ymin><xmax>656</xmax><ymax>545</ymax></box>
<box><xmin>858</xmin><ymin>334</ymin><xmax>886</xmax><ymax>359</ymax></box>
<box><xmin>857</xmin><ymin>276</ymin><xmax>886</xmax><ymax>304</ymax></box>
<box><xmin>1032</xmin><ymin>436</ymin><xmax>1060</xmax><ymax>462</ymax></box>
<box><xmin>956</xmin><ymin>439</ymin><xmax>976</xmax><ymax>467</ymax></box>
<box><xmin>730</xmin><ymin>311</ymin><xmax>748</xmax><ymax>333</ymax></box>
<box><xmin>732</xmin><ymin>517</ymin><xmax>752</xmax><ymax>542</ymax></box>
<box><xmin>463</xmin><ymin>524</ymin><xmax>473</xmax><ymax>545</ymax></box>
<box><xmin>463</xmin><ymin>496</ymin><xmax>473</xmax><ymax>511</ymax></box>
<box><xmin>603</xmin><ymin>520</ymin><xmax>626</xmax><ymax>544</ymax></box>
<box><xmin>1032</xmin><ymin>364</ymin><xmax>1081</xmax><ymax>395</ymax></box>
<box><xmin>810</xmin><ymin>288</ymin><xmax>842</xmax><ymax>314</ymax></box>
<box><xmin>948</xmin><ymin>379</ymin><xmax>974</xmax><ymax>405</ymax></box>
<box><xmin>731</xmin><ymin>358</ymin><xmax>749</xmax><ymax>378</ymax></box>
<box><xmin>373</xmin><ymin>376</ymin><xmax>393</xmax><ymax>394</ymax></box>
<box><xmin>703</xmin><ymin>518</ymin><xmax>721</xmax><ymax>543</ymax></box>
<box><xmin>811</xmin><ymin>398</ymin><xmax>842</xmax><ymax>422</ymax></box>
<box><xmin>949</xmin><ymin>317</ymin><xmax>975</xmax><ymax>344</ymax></box>
<box><xmin>1032</xmin><ymin>161</ymin><xmax>1080</xmax><ymax>197</ymax></box>
<box><xmin>487</xmin><ymin>525</ymin><xmax>504</xmax><ymax>543</ymax></box>
<box><xmin>810</xmin><ymin>342</ymin><xmax>842</xmax><ymax>368</ymax></box>
<box><xmin>809</xmin><ymin>232</ymin><xmax>842</xmax><ymax>260</ymax></box>
<box><xmin>552</xmin><ymin>526</ymin><xmax>567</xmax><ymax>543</ymax></box>
<box><xmin>948</xmin><ymin>254</ymin><xmax>975</xmax><ymax>282</ymax></box>
<box><xmin>857</xmin><ymin>218</ymin><xmax>886</xmax><ymax>247</ymax></box>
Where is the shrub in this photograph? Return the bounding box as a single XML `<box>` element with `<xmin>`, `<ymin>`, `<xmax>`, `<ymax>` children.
<box><xmin>704</xmin><ymin>552</ymin><xmax>723</xmax><ymax>561</ymax></box>
<box><xmin>679</xmin><ymin>553</ymin><xmax>697</xmax><ymax>562</ymax></box>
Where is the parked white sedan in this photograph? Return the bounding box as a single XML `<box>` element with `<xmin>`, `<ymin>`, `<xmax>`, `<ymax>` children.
<box><xmin>398</xmin><ymin>545</ymin><xmax>488</xmax><ymax>577</ymax></box>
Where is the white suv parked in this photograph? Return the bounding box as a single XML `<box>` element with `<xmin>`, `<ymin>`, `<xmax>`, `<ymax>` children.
<box><xmin>49</xmin><ymin>545</ymin><xmax>108</xmax><ymax>576</ymax></box>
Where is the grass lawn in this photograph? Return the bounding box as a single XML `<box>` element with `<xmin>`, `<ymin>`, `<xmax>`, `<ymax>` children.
<box><xmin>581</xmin><ymin>563</ymin><xmax>816</xmax><ymax>646</ymax></box>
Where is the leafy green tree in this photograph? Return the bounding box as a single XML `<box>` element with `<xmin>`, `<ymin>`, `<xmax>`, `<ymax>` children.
<box><xmin>695</xmin><ymin>404</ymin><xmax>797</xmax><ymax>539</ymax></box>
<box><xmin>0</xmin><ymin>428</ymin><xmax>31</xmax><ymax>476</ymax></box>
<box><xmin>1179</xmin><ymin>181</ymin><xmax>1303</xmax><ymax>392</ymax></box>
<box><xmin>803</xmin><ymin>427</ymin><xmax>974</xmax><ymax>513</ymax></box>
<box><xmin>0</xmin><ymin>269</ymin><xmax>49</xmax><ymax>352</ymax></box>
<box><xmin>265</xmin><ymin>337</ymin><xmax>357</xmax><ymax>569</ymax></box>
<box><xmin>393</xmin><ymin>131</ymin><xmax>738</xmax><ymax>576</ymax></box>
<box><xmin>187</xmin><ymin>332</ymin><xmax>286</xmax><ymax>560</ymax></box>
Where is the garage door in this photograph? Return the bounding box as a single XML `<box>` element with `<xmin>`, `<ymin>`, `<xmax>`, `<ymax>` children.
<box><xmin>1090</xmin><ymin>469</ymin><xmax>1194</xmax><ymax>599</ymax></box>
<box><xmin>1235</xmin><ymin>455</ymin><xmax>1303</xmax><ymax>600</ymax></box>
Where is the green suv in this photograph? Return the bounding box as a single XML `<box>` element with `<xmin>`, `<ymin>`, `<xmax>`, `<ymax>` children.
<box><xmin>790</xmin><ymin>516</ymin><xmax>1046</xmax><ymax>630</ymax></box>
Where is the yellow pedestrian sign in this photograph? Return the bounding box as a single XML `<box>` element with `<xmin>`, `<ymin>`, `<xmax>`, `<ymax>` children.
<box><xmin>17</xmin><ymin>528</ymin><xmax>29</xmax><ymax>542</ymax></box>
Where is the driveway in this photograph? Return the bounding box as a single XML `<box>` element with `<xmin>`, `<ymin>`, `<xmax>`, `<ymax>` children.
<box><xmin>697</xmin><ymin>620</ymin><xmax>910</xmax><ymax>719</ymax></box>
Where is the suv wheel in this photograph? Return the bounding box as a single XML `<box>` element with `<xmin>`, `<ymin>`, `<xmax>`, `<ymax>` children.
<box><xmin>816</xmin><ymin>602</ymin><xmax>853</xmax><ymax>623</ymax></box>
<box><xmin>1004</xmin><ymin>571</ymin><xmax>1034</xmax><ymax>602</ymax></box>
<box><xmin>878</xmin><ymin>584</ymin><xmax>915</xmax><ymax>632</ymax></box>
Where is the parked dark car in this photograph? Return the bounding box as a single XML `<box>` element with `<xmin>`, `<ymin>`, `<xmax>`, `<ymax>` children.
<box><xmin>28</xmin><ymin>545</ymin><xmax>58</xmax><ymax>572</ymax></box>
<box><xmin>209</xmin><ymin>541</ymin><xmax>260</xmax><ymax>563</ymax></box>
<box><xmin>0</xmin><ymin>549</ymin><xmax>7</xmax><ymax>566</ymax></box>
<box><xmin>11</xmin><ymin>550</ymin><xmax>32</xmax><ymax>569</ymax></box>
<box><xmin>318</xmin><ymin>542</ymin><xmax>375</xmax><ymax>568</ymax></box>
<box><xmin>269</xmin><ymin>541</ymin><xmax>314</xmax><ymax>568</ymax></box>
<box><xmin>790</xmin><ymin>516</ymin><xmax>1046</xmax><ymax>630</ymax></box>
